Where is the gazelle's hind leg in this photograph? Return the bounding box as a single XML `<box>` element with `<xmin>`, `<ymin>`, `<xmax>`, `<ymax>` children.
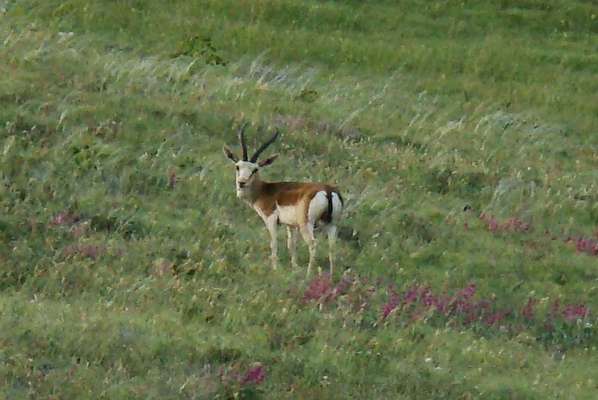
<box><xmin>299</xmin><ymin>223</ymin><xmax>316</xmax><ymax>277</ymax></box>
<box><xmin>287</xmin><ymin>226</ymin><xmax>298</xmax><ymax>268</ymax></box>
<box><xmin>325</xmin><ymin>192</ymin><xmax>343</xmax><ymax>277</ymax></box>
<box><xmin>325</xmin><ymin>225</ymin><xmax>337</xmax><ymax>277</ymax></box>
<box><xmin>304</xmin><ymin>191</ymin><xmax>329</xmax><ymax>276</ymax></box>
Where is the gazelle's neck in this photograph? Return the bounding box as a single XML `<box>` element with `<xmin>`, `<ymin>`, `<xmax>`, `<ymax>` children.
<box><xmin>238</xmin><ymin>173</ymin><xmax>266</xmax><ymax>204</ymax></box>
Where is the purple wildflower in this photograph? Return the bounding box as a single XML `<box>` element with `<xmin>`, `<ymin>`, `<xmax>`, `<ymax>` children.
<box><xmin>303</xmin><ymin>274</ymin><xmax>332</xmax><ymax>303</ymax></box>
<box><xmin>241</xmin><ymin>364</ymin><xmax>266</xmax><ymax>386</ymax></box>
<box><xmin>462</xmin><ymin>307</ymin><xmax>479</xmax><ymax>325</ymax></box>
<box><xmin>574</xmin><ymin>237</ymin><xmax>598</xmax><ymax>256</ymax></box>
<box><xmin>457</xmin><ymin>283</ymin><xmax>476</xmax><ymax>300</ymax></box>
<box><xmin>420</xmin><ymin>287</ymin><xmax>441</xmax><ymax>310</ymax></box>
<box><xmin>488</xmin><ymin>218</ymin><xmax>499</xmax><ymax>233</ymax></box>
<box><xmin>330</xmin><ymin>275</ymin><xmax>353</xmax><ymax>301</ymax></box>
<box><xmin>403</xmin><ymin>285</ymin><xmax>419</xmax><ymax>304</ymax></box>
<box><xmin>479</xmin><ymin>213</ymin><xmax>499</xmax><ymax>233</ymax></box>
<box><xmin>479</xmin><ymin>213</ymin><xmax>531</xmax><ymax>234</ymax></box>
<box><xmin>431</xmin><ymin>293</ymin><xmax>451</xmax><ymax>315</ymax></box>
<box><xmin>563</xmin><ymin>304</ymin><xmax>589</xmax><ymax>322</ymax></box>
<box><xmin>450</xmin><ymin>298</ymin><xmax>471</xmax><ymax>316</ymax></box>
<box><xmin>484</xmin><ymin>309</ymin><xmax>510</xmax><ymax>326</ymax></box>
<box><xmin>382</xmin><ymin>289</ymin><xmax>401</xmax><ymax>320</ymax></box>
<box><xmin>503</xmin><ymin>218</ymin><xmax>531</xmax><ymax>233</ymax></box>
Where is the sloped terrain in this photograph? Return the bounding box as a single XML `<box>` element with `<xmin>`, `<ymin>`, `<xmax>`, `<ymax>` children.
<box><xmin>1</xmin><ymin>1</ymin><xmax>597</xmax><ymax>398</ymax></box>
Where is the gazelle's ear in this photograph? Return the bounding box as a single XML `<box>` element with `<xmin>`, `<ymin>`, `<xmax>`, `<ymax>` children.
<box><xmin>223</xmin><ymin>146</ymin><xmax>238</xmax><ymax>163</ymax></box>
<box><xmin>258</xmin><ymin>154</ymin><xmax>278</xmax><ymax>167</ymax></box>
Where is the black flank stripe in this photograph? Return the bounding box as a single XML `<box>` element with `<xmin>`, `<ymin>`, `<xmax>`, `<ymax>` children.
<box><xmin>324</xmin><ymin>191</ymin><xmax>333</xmax><ymax>223</ymax></box>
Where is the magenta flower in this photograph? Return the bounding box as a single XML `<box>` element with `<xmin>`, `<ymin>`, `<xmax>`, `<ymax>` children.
<box><xmin>420</xmin><ymin>288</ymin><xmax>449</xmax><ymax>314</ymax></box>
<box><xmin>241</xmin><ymin>364</ymin><xmax>266</xmax><ymax>386</ymax></box>
<box><xmin>403</xmin><ymin>285</ymin><xmax>420</xmax><ymax>304</ymax></box>
<box><xmin>488</xmin><ymin>218</ymin><xmax>499</xmax><ymax>233</ymax></box>
<box><xmin>457</xmin><ymin>283</ymin><xmax>476</xmax><ymax>300</ymax></box>
<box><xmin>563</xmin><ymin>304</ymin><xmax>589</xmax><ymax>322</ymax></box>
<box><xmin>381</xmin><ymin>289</ymin><xmax>401</xmax><ymax>320</ymax></box>
<box><xmin>479</xmin><ymin>213</ymin><xmax>531</xmax><ymax>234</ymax></box>
<box><xmin>574</xmin><ymin>237</ymin><xmax>598</xmax><ymax>256</ymax></box>
<box><xmin>303</xmin><ymin>274</ymin><xmax>332</xmax><ymax>303</ymax></box>
<box><xmin>484</xmin><ymin>310</ymin><xmax>510</xmax><ymax>326</ymax></box>
<box><xmin>462</xmin><ymin>306</ymin><xmax>479</xmax><ymax>325</ymax></box>
<box><xmin>503</xmin><ymin>218</ymin><xmax>530</xmax><ymax>233</ymax></box>
<box><xmin>330</xmin><ymin>275</ymin><xmax>353</xmax><ymax>301</ymax></box>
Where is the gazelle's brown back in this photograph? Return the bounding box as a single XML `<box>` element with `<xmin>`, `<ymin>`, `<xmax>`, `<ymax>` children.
<box><xmin>255</xmin><ymin>182</ymin><xmax>340</xmax><ymax>223</ymax></box>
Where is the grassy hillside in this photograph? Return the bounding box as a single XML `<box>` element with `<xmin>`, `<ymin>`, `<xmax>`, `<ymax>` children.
<box><xmin>1</xmin><ymin>0</ymin><xmax>597</xmax><ymax>398</ymax></box>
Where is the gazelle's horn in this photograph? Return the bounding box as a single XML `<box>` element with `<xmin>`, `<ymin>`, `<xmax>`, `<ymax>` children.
<box><xmin>250</xmin><ymin>129</ymin><xmax>280</xmax><ymax>163</ymax></box>
<box><xmin>238</xmin><ymin>122</ymin><xmax>249</xmax><ymax>161</ymax></box>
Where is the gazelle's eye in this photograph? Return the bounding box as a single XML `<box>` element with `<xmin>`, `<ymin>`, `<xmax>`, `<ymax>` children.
<box><xmin>251</xmin><ymin>169</ymin><xmax>258</xmax><ymax>176</ymax></box>
<box><xmin>235</xmin><ymin>166</ymin><xmax>239</xmax><ymax>171</ymax></box>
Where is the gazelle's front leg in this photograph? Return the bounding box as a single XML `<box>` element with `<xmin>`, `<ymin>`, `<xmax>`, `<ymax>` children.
<box><xmin>286</xmin><ymin>226</ymin><xmax>298</xmax><ymax>268</ymax></box>
<box><xmin>299</xmin><ymin>223</ymin><xmax>316</xmax><ymax>276</ymax></box>
<box><xmin>265</xmin><ymin>215</ymin><xmax>278</xmax><ymax>269</ymax></box>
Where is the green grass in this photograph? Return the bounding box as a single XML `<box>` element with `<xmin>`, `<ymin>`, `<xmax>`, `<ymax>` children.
<box><xmin>1</xmin><ymin>0</ymin><xmax>598</xmax><ymax>398</ymax></box>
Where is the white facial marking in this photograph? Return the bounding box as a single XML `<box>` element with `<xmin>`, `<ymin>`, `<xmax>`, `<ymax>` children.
<box><xmin>235</xmin><ymin>160</ymin><xmax>259</xmax><ymax>198</ymax></box>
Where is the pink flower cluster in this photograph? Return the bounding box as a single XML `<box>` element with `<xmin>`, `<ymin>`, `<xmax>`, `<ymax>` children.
<box><xmin>302</xmin><ymin>276</ymin><xmax>592</xmax><ymax>345</ymax></box>
<box><xmin>562</xmin><ymin>303</ymin><xmax>590</xmax><ymax>322</ymax></box>
<box><xmin>567</xmin><ymin>236</ymin><xmax>598</xmax><ymax>257</ymax></box>
<box><xmin>479</xmin><ymin>213</ymin><xmax>531</xmax><ymax>234</ymax></box>
<box><xmin>240</xmin><ymin>364</ymin><xmax>266</xmax><ymax>386</ymax></box>
<box><xmin>381</xmin><ymin>289</ymin><xmax>401</xmax><ymax>319</ymax></box>
<box><xmin>219</xmin><ymin>363</ymin><xmax>267</xmax><ymax>392</ymax></box>
<box><xmin>303</xmin><ymin>274</ymin><xmax>352</xmax><ymax>304</ymax></box>
<box><xmin>380</xmin><ymin>283</ymin><xmax>512</xmax><ymax>327</ymax></box>
<box><xmin>382</xmin><ymin>283</ymin><xmax>593</xmax><ymax>333</ymax></box>
<box><xmin>473</xmin><ymin>212</ymin><xmax>597</xmax><ymax>258</ymax></box>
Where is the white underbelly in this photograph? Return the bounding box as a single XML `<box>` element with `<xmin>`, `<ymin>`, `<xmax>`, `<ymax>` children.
<box><xmin>276</xmin><ymin>204</ymin><xmax>300</xmax><ymax>226</ymax></box>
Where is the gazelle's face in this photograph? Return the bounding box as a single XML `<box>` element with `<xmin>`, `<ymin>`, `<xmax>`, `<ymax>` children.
<box><xmin>223</xmin><ymin>124</ymin><xmax>280</xmax><ymax>200</ymax></box>
<box><xmin>235</xmin><ymin>160</ymin><xmax>259</xmax><ymax>198</ymax></box>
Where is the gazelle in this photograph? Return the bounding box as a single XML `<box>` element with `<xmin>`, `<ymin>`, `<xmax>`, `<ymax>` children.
<box><xmin>223</xmin><ymin>123</ymin><xmax>344</xmax><ymax>276</ymax></box>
